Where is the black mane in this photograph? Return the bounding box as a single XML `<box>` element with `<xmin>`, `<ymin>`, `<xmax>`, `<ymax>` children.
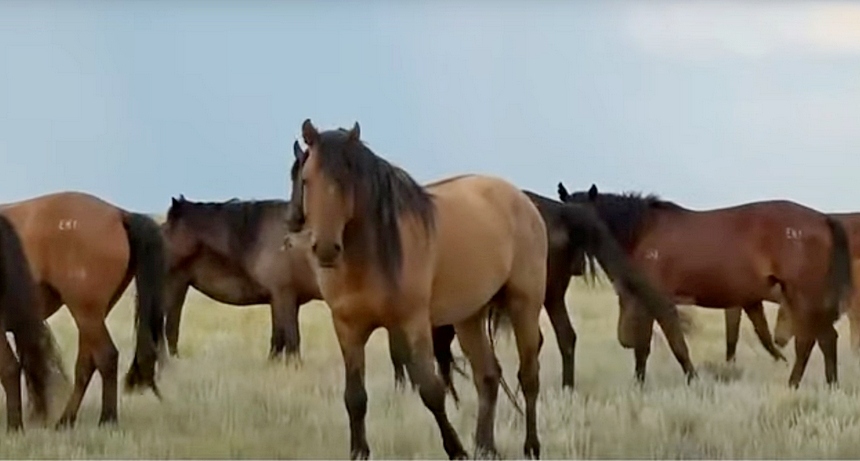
<box><xmin>566</xmin><ymin>190</ymin><xmax>685</xmax><ymax>252</ymax></box>
<box><xmin>313</xmin><ymin>128</ymin><xmax>435</xmax><ymax>285</ymax></box>
<box><xmin>167</xmin><ymin>197</ymin><xmax>288</xmax><ymax>258</ymax></box>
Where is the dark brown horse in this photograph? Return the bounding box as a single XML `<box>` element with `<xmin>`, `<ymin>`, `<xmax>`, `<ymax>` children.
<box><xmin>422</xmin><ymin>191</ymin><xmax>697</xmax><ymax>392</ymax></box>
<box><xmin>161</xmin><ymin>194</ymin><xmax>457</xmax><ymax>395</ymax></box>
<box><xmin>1</xmin><ymin>191</ymin><xmax>166</xmax><ymax>427</ymax></box>
<box><xmin>0</xmin><ymin>214</ymin><xmax>67</xmax><ymax>430</ymax></box>
<box><xmin>287</xmin><ymin>120</ymin><xmax>547</xmax><ymax>459</ymax></box>
<box><xmin>559</xmin><ymin>183</ymin><xmax>853</xmax><ymax>387</ymax></box>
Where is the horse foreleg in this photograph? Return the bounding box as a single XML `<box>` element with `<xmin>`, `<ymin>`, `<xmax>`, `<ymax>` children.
<box><xmin>724</xmin><ymin>307</ymin><xmax>742</xmax><ymax>362</ymax></box>
<box><xmin>0</xmin><ymin>334</ymin><xmax>23</xmax><ymax>431</ymax></box>
<box><xmin>270</xmin><ymin>293</ymin><xmax>301</xmax><ymax>363</ymax></box>
<box><xmin>163</xmin><ymin>277</ymin><xmax>190</xmax><ymax>358</ymax></box>
<box><xmin>401</xmin><ymin>317</ymin><xmax>467</xmax><ymax>460</ymax></box>
<box><xmin>332</xmin><ymin>316</ymin><xmax>372</xmax><ymax>460</ymax></box>
<box><xmin>544</xmin><ymin>282</ymin><xmax>576</xmax><ymax>390</ymax></box>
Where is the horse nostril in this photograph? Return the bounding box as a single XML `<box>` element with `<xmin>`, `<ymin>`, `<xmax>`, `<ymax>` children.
<box><xmin>312</xmin><ymin>243</ymin><xmax>318</xmax><ymax>253</ymax></box>
<box><xmin>334</xmin><ymin>243</ymin><xmax>342</xmax><ymax>253</ymax></box>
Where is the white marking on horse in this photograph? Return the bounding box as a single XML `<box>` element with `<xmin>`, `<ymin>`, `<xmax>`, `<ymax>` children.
<box><xmin>785</xmin><ymin>227</ymin><xmax>802</xmax><ymax>240</ymax></box>
<box><xmin>644</xmin><ymin>249</ymin><xmax>659</xmax><ymax>260</ymax></box>
<box><xmin>58</xmin><ymin>219</ymin><xmax>78</xmax><ymax>231</ymax></box>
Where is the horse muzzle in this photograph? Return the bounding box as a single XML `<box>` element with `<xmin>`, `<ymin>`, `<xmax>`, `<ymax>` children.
<box><xmin>312</xmin><ymin>241</ymin><xmax>342</xmax><ymax>268</ymax></box>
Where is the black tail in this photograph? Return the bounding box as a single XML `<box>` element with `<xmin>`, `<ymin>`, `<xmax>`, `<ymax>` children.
<box><xmin>0</xmin><ymin>215</ymin><xmax>66</xmax><ymax>420</ymax></box>
<box><xmin>121</xmin><ymin>212</ymin><xmax>167</xmax><ymax>396</ymax></box>
<box><xmin>824</xmin><ymin>216</ymin><xmax>853</xmax><ymax>322</ymax></box>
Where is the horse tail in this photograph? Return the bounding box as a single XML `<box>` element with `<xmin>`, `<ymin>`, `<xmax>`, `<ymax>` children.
<box><xmin>824</xmin><ymin>216</ymin><xmax>853</xmax><ymax>321</ymax></box>
<box><xmin>0</xmin><ymin>214</ymin><xmax>67</xmax><ymax>419</ymax></box>
<box><xmin>121</xmin><ymin>212</ymin><xmax>167</xmax><ymax>396</ymax></box>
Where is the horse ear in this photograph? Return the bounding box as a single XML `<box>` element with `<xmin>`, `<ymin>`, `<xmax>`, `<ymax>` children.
<box><xmin>302</xmin><ymin>119</ymin><xmax>320</xmax><ymax>146</ymax></box>
<box><xmin>557</xmin><ymin>182</ymin><xmax>570</xmax><ymax>201</ymax></box>
<box><xmin>293</xmin><ymin>140</ymin><xmax>304</xmax><ymax>161</ymax></box>
<box><xmin>171</xmin><ymin>197</ymin><xmax>179</xmax><ymax>207</ymax></box>
<box><xmin>348</xmin><ymin>122</ymin><xmax>360</xmax><ymax>142</ymax></box>
<box><xmin>588</xmin><ymin>184</ymin><xmax>598</xmax><ymax>201</ymax></box>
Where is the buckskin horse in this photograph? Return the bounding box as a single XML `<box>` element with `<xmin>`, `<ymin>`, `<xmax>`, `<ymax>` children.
<box><xmin>559</xmin><ymin>183</ymin><xmax>853</xmax><ymax>387</ymax></box>
<box><xmin>1</xmin><ymin>191</ymin><xmax>166</xmax><ymax>427</ymax></box>
<box><xmin>286</xmin><ymin>120</ymin><xmax>546</xmax><ymax>459</ymax></box>
<box><xmin>761</xmin><ymin>212</ymin><xmax>860</xmax><ymax>355</ymax></box>
<box><xmin>422</xmin><ymin>191</ymin><xmax>697</xmax><ymax>393</ymax></box>
<box><xmin>0</xmin><ymin>214</ymin><xmax>67</xmax><ymax>431</ymax></box>
<box><xmin>162</xmin><ymin>194</ymin><xmax>460</xmax><ymax>396</ymax></box>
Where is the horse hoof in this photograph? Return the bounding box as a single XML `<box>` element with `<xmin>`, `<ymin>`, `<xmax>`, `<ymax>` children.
<box><xmin>98</xmin><ymin>415</ymin><xmax>118</xmax><ymax>427</ymax></box>
<box><xmin>350</xmin><ymin>445</ymin><xmax>370</xmax><ymax>460</ymax></box>
<box><xmin>524</xmin><ymin>441</ymin><xmax>541</xmax><ymax>460</ymax></box>
<box><xmin>54</xmin><ymin>417</ymin><xmax>75</xmax><ymax>430</ymax></box>
<box><xmin>473</xmin><ymin>446</ymin><xmax>501</xmax><ymax>460</ymax></box>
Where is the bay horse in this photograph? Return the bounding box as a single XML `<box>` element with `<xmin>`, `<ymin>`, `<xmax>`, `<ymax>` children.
<box><xmin>0</xmin><ymin>214</ymin><xmax>67</xmax><ymax>430</ymax></box>
<box><xmin>558</xmin><ymin>183</ymin><xmax>853</xmax><ymax>387</ymax></box>
<box><xmin>162</xmin><ymin>194</ymin><xmax>459</xmax><ymax>396</ymax></box>
<box><xmin>286</xmin><ymin>120</ymin><xmax>546</xmax><ymax>459</ymax></box>
<box><xmin>1</xmin><ymin>191</ymin><xmax>166</xmax><ymax>427</ymax></box>
<box><xmin>422</xmin><ymin>191</ymin><xmax>696</xmax><ymax>391</ymax></box>
<box><xmin>763</xmin><ymin>212</ymin><xmax>860</xmax><ymax>353</ymax></box>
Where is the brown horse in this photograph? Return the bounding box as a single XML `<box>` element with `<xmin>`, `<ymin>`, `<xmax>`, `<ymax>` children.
<box><xmin>759</xmin><ymin>212</ymin><xmax>860</xmax><ymax>353</ymax></box>
<box><xmin>424</xmin><ymin>191</ymin><xmax>696</xmax><ymax>391</ymax></box>
<box><xmin>559</xmin><ymin>183</ymin><xmax>853</xmax><ymax>387</ymax></box>
<box><xmin>0</xmin><ymin>214</ymin><xmax>67</xmax><ymax>430</ymax></box>
<box><xmin>162</xmin><ymin>194</ymin><xmax>457</xmax><ymax>395</ymax></box>
<box><xmin>286</xmin><ymin>120</ymin><xmax>546</xmax><ymax>459</ymax></box>
<box><xmin>1</xmin><ymin>191</ymin><xmax>166</xmax><ymax>427</ymax></box>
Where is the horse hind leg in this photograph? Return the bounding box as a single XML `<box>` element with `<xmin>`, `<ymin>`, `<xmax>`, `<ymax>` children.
<box><xmin>453</xmin><ymin>313</ymin><xmax>501</xmax><ymax>458</ymax></box>
<box><xmin>817</xmin><ymin>324</ymin><xmax>838</xmax><ymax>386</ymax></box>
<box><xmin>57</xmin><ymin>311</ymin><xmax>118</xmax><ymax>428</ymax></box>
<box><xmin>724</xmin><ymin>307</ymin><xmax>741</xmax><ymax>362</ymax></box>
<box><xmin>270</xmin><ymin>293</ymin><xmax>301</xmax><ymax>364</ymax></box>
<box><xmin>742</xmin><ymin>302</ymin><xmax>786</xmax><ymax>362</ymax></box>
<box><xmin>0</xmin><ymin>333</ymin><xmax>23</xmax><ymax>431</ymax></box>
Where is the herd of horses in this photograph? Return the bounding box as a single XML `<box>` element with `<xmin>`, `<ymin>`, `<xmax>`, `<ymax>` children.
<box><xmin>0</xmin><ymin>119</ymin><xmax>857</xmax><ymax>459</ymax></box>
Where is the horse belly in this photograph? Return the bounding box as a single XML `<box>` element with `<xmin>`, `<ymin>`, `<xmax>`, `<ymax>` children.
<box><xmin>190</xmin><ymin>263</ymin><xmax>269</xmax><ymax>306</ymax></box>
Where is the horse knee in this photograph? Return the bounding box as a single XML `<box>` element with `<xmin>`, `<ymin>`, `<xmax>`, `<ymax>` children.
<box><xmin>94</xmin><ymin>344</ymin><xmax>119</xmax><ymax>375</ymax></box>
<box><xmin>0</xmin><ymin>357</ymin><xmax>21</xmax><ymax>386</ymax></box>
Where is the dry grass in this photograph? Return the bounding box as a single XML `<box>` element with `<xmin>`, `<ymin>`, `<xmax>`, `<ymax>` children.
<box><xmin>2</xmin><ymin>278</ymin><xmax>860</xmax><ymax>459</ymax></box>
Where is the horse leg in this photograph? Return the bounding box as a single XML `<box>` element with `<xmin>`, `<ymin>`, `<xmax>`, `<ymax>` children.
<box><xmin>817</xmin><ymin>324</ymin><xmax>838</xmax><ymax>387</ymax></box>
<box><xmin>743</xmin><ymin>302</ymin><xmax>786</xmax><ymax>362</ymax></box>
<box><xmin>90</xmin><ymin>321</ymin><xmax>119</xmax><ymax>425</ymax></box>
<box><xmin>499</xmin><ymin>292</ymin><xmax>542</xmax><ymax>459</ymax></box>
<box><xmin>846</xmin><ymin>289</ymin><xmax>860</xmax><ymax>354</ymax></box>
<box><xmin>432</xmin><ymin>325</ymin><xmax>460</xmax><ymax>405</ymax></box>
<box><xmin>332</xmin><ymin>316</ymin><xmax>373</xmax><ymax>460</ymax></box>
<box><xmin>544</xmin><ymin>282</ymin><xmax>576</xmax><ymax>390</ymax></box>
<box><xmin>452</xmin><ymin>315</ymin><xmax>500</xmax><ymax>457</ymax></box>
<box><xmin>787</xmin><ymin>329</ymin><xmax>816</xmax><ymax>389</ymax></box>
<box><xmin>633</xmin><ymin>317</ymin><xmax>654</xmax><ymax>384</ymax></box>
<box><xmin>0</xmin><ymin>334</ymin><xmax>23</xmax><ymax>431</ymax></box>
<box><xmin>387</xmin><ymin>327</ymin><xmax>413</xmax><ymax>390</ymax></box>
<box><xmin>774</xmin><ymin>304</ymin><xmax>794</xmax><ymax>348</ymax></box>
<box><xmin>56</xmin><ymin>335</ymin><xmax>96</xmax><ymax>428</ymax></box>
<box><xmin>724</xmin><ymin>307</ymin><xmax>741</xmax><ymax>362</ymax></box>
<box><xmin>270</xmin><ymin>293</ymin><xmax>300</xmax><ymax>363</ymax></box>
<box><xmin>401</xmin><ymin>317</ymin><xmax>467</xmax><ymax>460</ymax></box>
<box><xmin>163</xmin><ymin>277</ymin><xmax>189</xmax><ymax>357</ymax></box>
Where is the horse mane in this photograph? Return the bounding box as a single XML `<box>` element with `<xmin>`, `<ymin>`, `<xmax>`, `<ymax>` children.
<box><xmin>166</xmin><ymin>197</ymin><xmax>288</xmax><ymax>258</ymax></box>
<box><xmin>571</xmin><ymin>190</ymin><xmax>685</xmax><ymax>251</ymax></box>
<box><xmin>314</xmin><ymin>128</ymin><xmax>435</xmax><ymax>285</ymax></box>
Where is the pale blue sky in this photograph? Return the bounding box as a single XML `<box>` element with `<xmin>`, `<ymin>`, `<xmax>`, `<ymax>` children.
<box><xmin>2</xmin><ymin>0</ymin><xmax>860</xmax><ymax>213</ymax></box>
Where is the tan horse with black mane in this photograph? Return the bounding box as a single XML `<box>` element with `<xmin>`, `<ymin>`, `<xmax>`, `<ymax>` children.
<box><xmin>286</xmin><ymin>120</ymin><xmax>546</xmax><ymax>459</ymax></box>
<box><xmin>559</xmin><ymin>183</ymin><xmax>853</xmax><ymax>387</ymax></box>
<box><xmin>0</xmin><ymin>214</ymin><xmax>66</xmax><ymax>430</ymax></box>
<box><xmin>1</xmin><ymin>191</ymin><xmax>166</xmax><ymax>427</ymax></box>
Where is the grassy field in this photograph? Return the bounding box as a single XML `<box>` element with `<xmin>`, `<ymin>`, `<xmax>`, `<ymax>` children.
<box><xmin>2</xmin><ymin>278</ymin><xmax>860</xmax><ymax>459</ymax></box>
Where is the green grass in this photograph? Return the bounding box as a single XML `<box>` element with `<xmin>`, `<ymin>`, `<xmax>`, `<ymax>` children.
<box><xmin>2</xmin><ymin>279</ymin><xmax>860</xmax><ymax>459</ymax></box>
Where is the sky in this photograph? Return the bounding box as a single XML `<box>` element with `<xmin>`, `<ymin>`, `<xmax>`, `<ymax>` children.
<box><xmin>1</xmin><ymin>0</ymin><xmax>860</xmax><ymax>213</ymax></box>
